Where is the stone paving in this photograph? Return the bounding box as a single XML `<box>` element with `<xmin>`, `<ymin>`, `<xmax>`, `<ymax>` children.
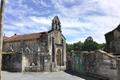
<box><xmin>2</xmin><ymin>71</ymin><xmax>85</xmax><ymax>80</ymax></box>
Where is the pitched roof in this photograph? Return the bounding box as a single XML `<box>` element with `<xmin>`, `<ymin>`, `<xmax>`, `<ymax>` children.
<box><xmin>4</xmin><ymin>32</ymin><xmax>48</xmax><ymax>42</ymax></box>
<box><xmin>105</xmin><ymin>24</ymin><xmax>120</xmax><ymax>36</ymax></box>
<box><xmin>3</xmin><ymin>36</ymin><xmax>9</xmax><ymax>41</ymax></box>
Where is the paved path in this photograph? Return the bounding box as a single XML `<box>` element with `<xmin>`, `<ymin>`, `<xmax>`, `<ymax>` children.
<box><xmin>2</xmin><ymin>71</ymin><xmax>85</xmax><ymax>80</ymax></box>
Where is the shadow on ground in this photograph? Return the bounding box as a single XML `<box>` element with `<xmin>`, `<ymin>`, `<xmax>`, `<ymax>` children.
<box><xmin>64</xmin><ymin>70</ymin><xmax>109</xmax><ymax>80</ymax></box>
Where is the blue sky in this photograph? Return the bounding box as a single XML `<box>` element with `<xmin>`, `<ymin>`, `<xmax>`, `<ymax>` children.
<box><xmin>3</xmin><ymin>0</ymin><xmax>120</xmax><ymax>43</ymax></box>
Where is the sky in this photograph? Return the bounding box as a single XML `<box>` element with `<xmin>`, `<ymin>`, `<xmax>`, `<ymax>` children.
<box><xmin>3</xmin><ymin>0</ymin><xmax>120</xmax><ymax>43</ymax></box>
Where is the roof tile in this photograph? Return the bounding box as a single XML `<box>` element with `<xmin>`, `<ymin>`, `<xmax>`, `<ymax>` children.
<box><xmin>4</xmin><ymin>32</ymin><xmax>48</xmax><ymax>42</ymax></box>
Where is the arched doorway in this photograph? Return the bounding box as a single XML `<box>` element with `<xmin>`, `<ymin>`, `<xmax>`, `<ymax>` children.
<box><xmin>56</xmin><ymin>49</ymin><xmax>61</xmax><ymax>66</ymax></box>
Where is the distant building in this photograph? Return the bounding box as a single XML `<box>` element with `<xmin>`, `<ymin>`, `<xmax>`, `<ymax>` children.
<box><xmin>2</xmin><ymin>16</ymin><xmax>66</xmax><ymax>72</ymax></box>
<box><xmin>105</xmin><ymin>24</ymin><xmax>120</xmax><ymax>55</ymax></box>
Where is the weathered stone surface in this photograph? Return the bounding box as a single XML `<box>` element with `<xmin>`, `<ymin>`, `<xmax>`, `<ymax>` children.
<box><xmin>67</xmin><ymin>50</ymin><xmax>119</xmax><ymax>80</ymax></box>
<box><xmin>105</xmin><ymin>24</ymin><xmax>120</xmax><ymax>55</ymax></box>
<box><xmin>2</xmin><ymin>16</ymin><xmax>66</xmax><ymax>72</ymax></box>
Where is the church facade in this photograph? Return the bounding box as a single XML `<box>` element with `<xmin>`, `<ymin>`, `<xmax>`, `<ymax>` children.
<box><xmin>2</xmin><ymin>16</ymin><xmax>66</xmax><ymax>72</ymax></box>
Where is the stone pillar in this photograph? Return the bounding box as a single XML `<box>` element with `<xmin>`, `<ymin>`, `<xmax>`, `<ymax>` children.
<box><xmin>0</xmin><ymin>0</ymin><xmax>5</xmax><ymax>79</ymax></box>
<box><xmin>22</xmin><ymin>55</ymin><xmax>26</xmax><ymax>72</ymax></box>
<box><xmin>64</xmin><ymin>41</ymin><xmax>66</xmax><ymax>70</ymax></box>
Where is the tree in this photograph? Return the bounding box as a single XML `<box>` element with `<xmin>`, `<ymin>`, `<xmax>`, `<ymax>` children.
<box><xmin>73</xmin><ymin>41</ymin><xmax>83</xmax><ymax>51</ymax></box>
<box><xmin>66</xmin><ymin>41</ymin><xmax>83</xmax><ymax>52</ymax></box>
<box><xmin>82</xmin><ymin>36</ymin><xmax>98</xmax><ymax>51</ymax></box>
<box><xmin>97</xmin><ymin>43</ymin><xmax>106</xmax><ymax>50</ymax></box>
<box><xmin>66</xmin><ymin>43</ymin><xmax>74</xmax><ymax>52</ymax></box>
<box><xmin>66</xmin><ymin>36</ymin><xmax>106</xmax><ymax>53</ymax></box>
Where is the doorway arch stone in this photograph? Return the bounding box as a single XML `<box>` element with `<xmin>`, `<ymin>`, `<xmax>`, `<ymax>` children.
<box><xmin>56</xmin><ymin>49</ymin><xmax>61</xmax><ymax>66</ymax></box>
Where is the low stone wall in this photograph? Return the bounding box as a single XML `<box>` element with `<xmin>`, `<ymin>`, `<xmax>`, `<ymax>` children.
<box><xmin>94</xmin><ymin>50</ymin><xmax>118</xmax><ymax>80</ymax></box>
<box><xmin>67</xmin><ymin>50</ymin><xmax>120</xmax><ymax>80</ymax></box>
<box><xmin>2</xmin><ymin>53</ymin><xmax>22</xmax><ymax>72</ymax></box>
<box><xmin>24</xmin><ymin>66</ymin><xmax>42</xmax><ymax>72</ymax></box>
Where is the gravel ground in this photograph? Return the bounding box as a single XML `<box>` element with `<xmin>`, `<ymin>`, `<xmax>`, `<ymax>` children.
<box><xmin>2</xmin><ymin>71</ymin><xmax>85</xmax><ymax>80</ymax></box>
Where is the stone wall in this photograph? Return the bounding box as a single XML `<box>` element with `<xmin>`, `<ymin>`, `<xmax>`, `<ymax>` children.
<box><xmin>96</xmin><ymin>50</ymin><xmax>118</xmax><ymax>80</ymax></box>
<box><xmin>105</xmin><ymin>29</ymin><xmax>120</xmax><ymax>55</ymax></box>
<box><xmin>117</xmin><ymin>60</ymin><xmax>120</xmax><ymax>80</ymax></box>
<box><xmin>2</xmin><ymin>53</ymin><xmax>22</xmax><ymax>72</ymax></box>
<box><xmin>67</xmin><ymin>50</ymin><xmax>120</xmax><ymax>80</ymax></box>
<box><xmin>109</xmin><ymin>39</ymin><xmax>120</xmax><ymax>55</ymax></box>
<box><xmin>3</xmin><ymin>36</ymin><xmax>50</xmax><ymax>72</ymax></box>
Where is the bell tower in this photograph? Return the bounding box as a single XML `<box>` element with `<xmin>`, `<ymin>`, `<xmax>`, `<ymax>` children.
<box><xmin>52</xmin><ymin>16</ymin><xmax>61</xmax><ymax>31</ymax></box>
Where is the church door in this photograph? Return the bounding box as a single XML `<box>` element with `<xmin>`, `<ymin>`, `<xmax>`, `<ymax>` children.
<box><xmin>56</xmin><ymin>49</ymin><xmax>61</xmax><ymax>66</ymax></box>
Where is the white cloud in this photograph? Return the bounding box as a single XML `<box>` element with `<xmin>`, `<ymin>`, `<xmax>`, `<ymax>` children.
<box><xmin>32</xmin><ymin>0</ymin><xmax>48</xmax><ymax>7</ymax></box>
<box><xmin>30</xmin><ymin>16</ymin><xmax>51</xmax><ymax>25</ymax></box>
<box><xmin>4</xmin><ymin>0</ymin><xmax>120</xmax><ymax>44</ymax></box>
<box><xmin>50</xmin><ymin>0</ymin><xmax>120</xmax><ymax>43</ymax></box>
<box><xmin>51</xmin><ymin>0</ymin><xmax>100</xmax><ymax>17</ymax></box>
<box><xmin>98</xmin><ymin>0</ymin><xmax>120</xmax><ymax>17</ymax></box>
<box><xmin>4</xmin><ymin>31</ymin><xmax>15</xmax><ymax>37</ymax></box>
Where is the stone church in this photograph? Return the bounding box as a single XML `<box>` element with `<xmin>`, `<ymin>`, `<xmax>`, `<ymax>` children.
<box><xmin>2</xmin><ymin>16</ymin><xmax>66</xmax><ymax>72</ymax></box>
<box><xmin>105</xmin><ymin>24</ymin><xmax>120</xmax><ymax>56</ymax></box>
